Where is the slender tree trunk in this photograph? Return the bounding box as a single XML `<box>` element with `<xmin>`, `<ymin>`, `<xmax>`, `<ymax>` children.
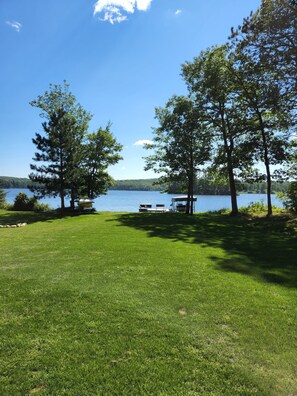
<box><xmin>186</xmin><ymin>182</ymin><xmax>193</xmax><ymax>215</ymax></box>
<box><xmin>227</xmin><ymin>161</ymin><xmax>238</xmax><ymax>216</ymax></box>
<box><xmin>60</xmin><ymin>191</ymin><xmax>65</xmax><ymax>213</ymax></box>
<box><xmin>257</xmin><ymin>111</ymin><xmax>272</xmax><ymax>216</ymax></box>
<box><xmin>220</xmin><ymin>109</ymin><xmax>238</xmax><ymax>216</ymax></box>
<box><xmin>59</xmin><ymin>148</ymin><xmax>65</xmax><ymax>214</ymax></box>
<box><xmin>186</xmin><ymin>181</ymin><xmax>191</xmax><ymax>215</ymax></box>
<box><xmin>186</xmin><ymin>152</ymin><xmax>195</xmax><ymax>215</ymax></box>
<box><xmin>261</xmin><ymin>131</ymin><xmax>272</xmax><ymax>216</ymax></box>
<box><xmin>186</xmin><ymin>175</ymin><xmax>194</xmax><ymax>215</ymax></box>
<box><xmin>70</xmin><ymin>192</ymin><xmax>75</xmax><ymax>211</ymax></box>
<box><xmin>189</xmin><ymin>173</ymin><xmax>194</xmax><ymax>215</ymax></box>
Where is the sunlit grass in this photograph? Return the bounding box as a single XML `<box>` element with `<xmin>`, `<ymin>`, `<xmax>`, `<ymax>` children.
<box><xmin>0</xmin><ymin>210</ymin><xmax>296</xmax><ymax>395</ymax></box>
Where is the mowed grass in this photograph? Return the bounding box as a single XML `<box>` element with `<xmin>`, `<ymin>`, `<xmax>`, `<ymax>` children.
<box><xmin>0</xmin><ymin>210</ymin><xmax>296</xmax><ymax>395</ymax></box>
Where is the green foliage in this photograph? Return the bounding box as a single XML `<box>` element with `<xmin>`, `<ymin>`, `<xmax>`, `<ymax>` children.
<box><xmin>80</xmin><ymin>124</ymin><xmax>123</xmax><ymax>199</ymax></box>
<box><xmin>0</xmin><ymin>188</ymin><xmax>7</xmax><ymax>208</ymax></box>
<box><xmin>278</xmin><ymin>182</ymin><xmax>297</xmax><ymax>213</ymax></box>
<box><xmin>182</xmin><ymin>46</ymin><xmax>257</xmax><ymax>215</ymax></box>
<box><xmin>179</xmin><ymin>1</ymin><xmax>295</xmax><ymax>216</ymax></box>
<box><xmin>145</xmin><ymin>95</ymin><xmax>211</xmax><ymax>214</ymax></box>
<box><xmin>11</xmin><ymin>192</ymin><xmax>51</xmax><ymax>212</ymax></box>
<box><xmin>228</xmin><ymin>0</ymin><xmax>295</xmax><ymax>215</ymax></box>
<box><xmin>110</xmin><ymin>178</ymin><xmax>166</xmax><ymax>191</ymax></box>
<box><xmin>239</xmin><ymin>200</ymin><xmax>282</xmax><ymax>215</ymax></box>
<box><xmin>32</xmin><ymin>201</ymin><xmax>52</xmax><ymax>212</ymax></box>
<box><xmin>232</xmin><ymin>0</ymin><xmax>297</xmax><ymax>112</ymax></box>
<box><xmin>0</xmin><ymin>177</ymin><xmax>31</xmax><ymax>189</ymax></box>
<box><xmin>30</xmin><ymin>82</ymin><xmax>122</xmax><ymax>211</ymax></box>
<box><xmin>12</xmin><ymin>192</ymin><xmax>37</xmax><ymax>211</ymax></box>
<box><xmin>238</xmin><ymin>181</ymin><xmax>290</xmax><ymax>194</ymax></box>
<box><xmin>30</xmin><ymin>83</ymin><xmax>92</xmax><ymax>210</ymax></box>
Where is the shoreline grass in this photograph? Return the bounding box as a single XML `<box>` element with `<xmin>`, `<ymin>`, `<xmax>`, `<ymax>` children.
<box><xmin>0</xmin><ymin>210</ymin><xmax>296</xmax><ymax>395</ymax></box>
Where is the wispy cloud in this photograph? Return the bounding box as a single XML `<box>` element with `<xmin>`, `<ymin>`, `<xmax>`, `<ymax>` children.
<box><xmin>94</xmin><ymin>0</ymin><xmax>153</xmax><ymax>24</ymax></box>
<box><xmin>134</xmin><ymin>139</ymin><xmax>153</xmax><ymax>146</ymax></box>
<box><xmin>6</xmin><ymin>20</ymin><xmax>22</xmax><ymax>32</ymax></box>
<box><xmin>175</xmin><ymin>9</ymin><xmax>182</xmax><ymax>16</ymax></box>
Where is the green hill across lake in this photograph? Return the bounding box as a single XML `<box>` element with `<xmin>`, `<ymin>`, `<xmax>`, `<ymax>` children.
<box><xmin>0</xmin><ymin>176</ymin><xmax>290</xmax><ymax>194</ymax></box>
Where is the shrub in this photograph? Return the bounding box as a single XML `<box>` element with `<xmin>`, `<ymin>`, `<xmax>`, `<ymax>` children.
<box><xmin>240</xmin><ymin>200</ymin><xmax>282</xmax><ymax>215</ymax></box>
<box><xmin>12</xmin><ymin>192</ymin><xmax>37</xmax><ymax>211</ymax></box>
<box><xmin>33</xmin><ymin>202</ymin><xmax>51</xmax><ymax>212</ymax></box>
<box><xmin>208</xmin><ymin>208</ymin><xmax>231</xmax><ymax>215</ymax></box>
<box><xmin>1</xmin><ymin>202</ymin><xmax>13</xmax><ymax>210</ymax></box>
<box><xmin>240</xmin><ymin>200</ymin><xmax>266</xmax><ymax>214</ymax></box>
<box><xmin>277</xmin><ymin>182</ymin><xmax>297</xmax><ymax>213</ymax></box>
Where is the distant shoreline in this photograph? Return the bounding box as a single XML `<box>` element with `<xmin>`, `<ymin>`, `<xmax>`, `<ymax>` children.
<box><xmin>0</xmin><ymin>176</ymin><xmax>290</xmax><ymax>195</ymax></box>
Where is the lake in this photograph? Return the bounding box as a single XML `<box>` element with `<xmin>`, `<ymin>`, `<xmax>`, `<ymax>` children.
<box><xmin>3</xmin><ymin>188</ymin><xmax>283</xmax><ymax>212</ymax></box>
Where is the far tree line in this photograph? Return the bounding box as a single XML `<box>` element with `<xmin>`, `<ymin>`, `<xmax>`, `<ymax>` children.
<box><xmin>145</xmin><ymin>0</ymin><xmax>297</xmax><ymax>216</ymax></box>
<box><xmin>0</xmin><ymin>175</ymin><xmax>291</xmax><ymax>195</ymax></box>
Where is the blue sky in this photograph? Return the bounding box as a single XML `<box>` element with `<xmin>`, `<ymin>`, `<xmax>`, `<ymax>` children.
<box><xmin>1</xmin><ymin>0</ymin><xmax>261</xmax><ymax>180</ymax></box>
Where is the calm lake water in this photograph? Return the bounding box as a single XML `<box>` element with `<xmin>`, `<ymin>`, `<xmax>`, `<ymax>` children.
<box><xmin>4</xmin><ymin>188</ymin><xmax>283</xmax><ymax>212</ymax></box>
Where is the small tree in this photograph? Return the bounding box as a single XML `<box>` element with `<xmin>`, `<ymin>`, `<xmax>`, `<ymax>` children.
<box><xmin>30</xmin><ymin>82</ymin><xmax>92</xmax><ymax>211</ymax></box>
<box><xmin>0</xmin><ymin>188</ymin><xmax>7</xmax><ymax>208</ymax></box>
<box><xmin>279</xmin><ymin>182</ymin><xmax>297</xmax><ymax>213</ymax></box>
<box><xmin>80</xmin><ymin>124</ymin><xmax>123</xmax><ymax>199</ymax></box>
<box><xmin>145</xmin><ymin>96</ymin><xmax>211</xmax><ymax>214</ymax></box>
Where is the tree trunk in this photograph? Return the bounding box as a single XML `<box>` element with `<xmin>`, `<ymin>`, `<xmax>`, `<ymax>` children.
<box><xmin>257</xmin><ymin>111</ymin><xmax>272</xmax><ymax>216</ymax></box>
<box><xmin>186</xmin><ymin>182</ymin><xmax>191</xmax><ymax>215</ymax></box>
<box><xmin>220</xmin><ymin>110</ymin><xmax>238</xmax><ymax>216</ymax></box>
<box><xmin>70</xmin><ymin>194</ymin><xmax>75</xmax><ymax>211</ymax></box>
<box><xmin>228</xmin><ymin>162</ymin><xmax>238</xmax><ymax>216</ymax></box>
<box><xmin>189</xmin><ymin>173</ymin><xmax>194</xmax><ymax>215</ymax></box>
<box><xmin>60</xmin><ymin>191</ymin><xmax>65</xmax><ymax>213</ymax></box>
<box><xmin>262</xmin><ymin>135</ymin><xmax>273</xmax><ymax>216</ymax></box>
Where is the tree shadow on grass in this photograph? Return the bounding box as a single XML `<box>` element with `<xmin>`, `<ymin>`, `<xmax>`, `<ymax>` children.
<box><xmin>112</xmin><ymin>213</ymin><xmax>297</xmax><ymax>288</ymax></box>
<box><xmin>0</xmin><ymin>209</ymin><xmax>98</xmax><ymax>226</ymax></box>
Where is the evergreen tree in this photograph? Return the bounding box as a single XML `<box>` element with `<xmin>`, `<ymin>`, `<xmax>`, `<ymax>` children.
<box><xmin>29</xmin><ymin>82</ymin><xmax>91</xmax><ymax>211</ymax></box>
<box><xmin>0</xmin><ymin>188</ymin><xmax>7</xmax><ymax>208</ymax></box>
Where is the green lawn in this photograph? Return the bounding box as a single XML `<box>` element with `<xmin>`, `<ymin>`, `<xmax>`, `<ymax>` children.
<box><xmin>0</xmin><ymin>210</ymin><xmax>296</xmax><ymax>395</ymax></box>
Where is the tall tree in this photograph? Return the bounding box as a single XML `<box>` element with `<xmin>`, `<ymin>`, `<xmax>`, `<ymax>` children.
<box><xmin>29</xmin><ymin>82</ymin><xmax>91</xmax><ymax>211</ymax></box>
<box><xmin>182</xmin><ymin>46</ymin><xmax>253</xmax><ymax>216</ymax></box>
<box><xmin>80</xmin><ymin>124</ymin><xmax>123</xmax><ymax>199</ymax></box>
<box><xmin>229</xmin><ymin>36</ymin><xmax>291</xmax><ymax>216</ymax></box>
<box><xmin>145</xmin><ymin>96</ymin><xmax>211</xmax><ymax>214</ymax></box>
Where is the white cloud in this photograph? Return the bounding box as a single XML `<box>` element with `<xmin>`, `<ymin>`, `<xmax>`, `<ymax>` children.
<box><xmin>6</xmin><ymin>20</ymin><xmax>22</xmax><ymax>32</ymax></box>
<box><xmin>175</xmin><ymin>9</ymin><xmax>182</xmax><ymax>16</ymax></box>
<box><xmin>134</xmin><ymin>139</ymin><xmax>153</xmax><ymax>146</ymax></box>
<box><xmin>94</xmin><ymin>0</ymin><xmax>152</xmax><ymax>24</ymax></box>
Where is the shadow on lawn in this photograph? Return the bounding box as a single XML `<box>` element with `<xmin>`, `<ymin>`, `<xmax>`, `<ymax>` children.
<box><xmin>0</xmin><ymin>210</ymin><xmax>97</xmax><ymax>226</ymax></box>
<box><xmin>113</xmin><ymin>213</ymin><xmax>297</xmax><ymax>288</ymax></box>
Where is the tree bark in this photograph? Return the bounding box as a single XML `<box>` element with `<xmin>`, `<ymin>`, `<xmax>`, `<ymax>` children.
<box><xmin>220</xmin><ymin>107</ymin><xmax>238</xmax><ymax>216</ymax></box>
<box><xmin>257</xmin><ymin>110</ymin><xmax>273</xmax><ymax>216</ymax></box>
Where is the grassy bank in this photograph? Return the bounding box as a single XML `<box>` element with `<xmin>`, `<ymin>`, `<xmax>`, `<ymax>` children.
<box><xmin>0</xmin><ymin>210</ymin><xmax>296</xmax><ymax>395</ymax></box>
